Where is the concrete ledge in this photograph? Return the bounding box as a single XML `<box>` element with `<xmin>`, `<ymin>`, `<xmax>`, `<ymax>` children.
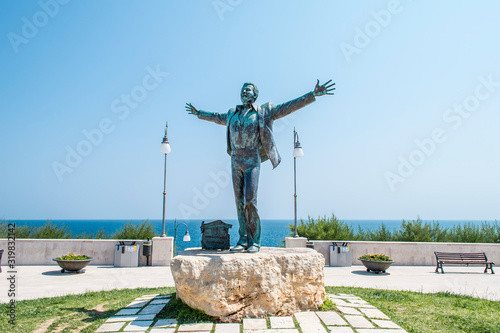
<box><xmin>285</xmin><ymin>237</ymin><xmax>307</xmax><ymax>248</ymax></box>
<box><xmin>285</xmin><ymin>238</ymin><xmax>500</xmax><ymax>266</ymax></box>
<box><xmin>0</xmin><ymin>237</ymin><xmax>173</xmax><ymax>266</ymax></box>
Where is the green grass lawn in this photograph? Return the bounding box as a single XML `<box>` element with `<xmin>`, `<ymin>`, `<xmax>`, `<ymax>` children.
<box><xmin>327</xmin><ymin>287</ymin><xmax>500</xmax><ymax>333</ymax></box>
<box><xmin>0</xmin><ymin>287</ymin><xmax>175</xmax><ymax>333</ymax></box>
<box><xmin>1</xmin><ymin>286</ymin><xmax>499</xmax><ymax>333</ymax></box>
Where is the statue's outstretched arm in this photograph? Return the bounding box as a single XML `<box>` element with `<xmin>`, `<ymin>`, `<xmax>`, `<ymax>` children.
<box><xmin>271</xmin><ymin>79</ymin><xmax>335</xmax><ymax>120</ymax></box>
<box><xmin>185</xmin><ymin>102</ymin><xmax>227</xmax><ymax>125</ymax></box>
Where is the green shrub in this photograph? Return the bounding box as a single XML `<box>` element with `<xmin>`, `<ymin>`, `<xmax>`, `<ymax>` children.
<box><xmin>359</xmin><ymin>254</ymin><xmax>392</xmax><ymax>261</ymax></box>
<box><xmin>56</xmin><ymin>253</ymin><xmax>92</xmax><ymax>260</ymax></box>
<box><xmin>393</xmin><ymin>218</ymin><xmax>447</xmax><ymax>242</ymax></box>
<box><xmin>6</xmin><ymin>220</ymin><xmax>73</xmax><ymax>239</ymax></box>
<box><xmin>364</xmin><ymin>223</ymin><xmax>394</xmax><ymax>241</ymax></box>
<box><xmin>112</xmin><ymin>220</ymin><xmax>157</xmax><ymax>240</ymax></box>
<box><xmin>448</xmin><ymin>221</ymin><xmax>500</xmax><ymax>243</ymax></box>
<box><xmin>75</xmin><ymin>228</ymin><xmax>111</xmax><ymax>239</ymax></box>
<box><xmin>290</xmin><ymin>215</ymin><xmax>499</xmax><ymax>243</ymax></box>
<box><xmin>289</xmin><ymin>214</ymin><xmax>358</xmax><ymax>241</ymax></box>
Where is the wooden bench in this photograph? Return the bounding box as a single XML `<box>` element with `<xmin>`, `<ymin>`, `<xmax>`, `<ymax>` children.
<box><xmin>434</xmin><ymin>251</ymin><xmax>495</xmax><ymax>274</ymax></box>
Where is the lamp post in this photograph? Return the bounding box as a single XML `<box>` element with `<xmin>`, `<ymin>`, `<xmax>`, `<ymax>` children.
<box><xmin>160</xmin><ymin>122</ymin><xmax>171</xmax><ymax>237</ymax></box>
<box><xmin>293</xmin><ymin>128</ymin><xmax>304</xmax><ymax>238</ymax></box>
<box><xmin>174</xmin><ymin>218</ymin><xmax>191</xmax><ymax>255</ymax></box>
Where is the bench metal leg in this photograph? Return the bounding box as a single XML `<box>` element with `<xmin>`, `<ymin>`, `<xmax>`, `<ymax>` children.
<box><xmin>483</xmin><ymin>264</ymin><xmax>495</xmax><ymax>274</ymax></box>
<box><xmin>435</xmin><ymin>263</ymin><xmax>444</xmax><ymax>273</ymax></box>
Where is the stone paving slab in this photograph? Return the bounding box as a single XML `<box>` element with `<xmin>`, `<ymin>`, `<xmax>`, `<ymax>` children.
<box><xmin>358</xmin><ymin>308</ymin><xmax>390</xmax><ymax>319</ymax></box>
<box><xmin>347</xmin><ymin>299</ymin><xmax>369</xmax><ymax>305</ymax></box>
<box><xmin>316</xmin><ymin>311</ymin><xmax>347</xmax><ymax>326</ymax></box>
<box><xmin>328</xmin><ymin>327</ymin><xmax>355</xmax><ymax>333</ymax></box>
<box><xmin>215</xmin><ymin>323</ymin><xmax>241</xmax><ymax>333</ymax></box>
<box><xmin>96</xmin><ymin>322</ymin><xmax>126</xmax><ymax>332</ymax></box>
<box><xmin>138</xmin><ymin>304</ymin><xmax>166</xmax><ymax>315</ymax></box>
<box><xmin>150</xmin><ymin>298</ymin><xmax>172</xmax><ymax>305</ymax></box>
<box><xmin>178</xmin><ymin>323</ymin><xmax>214</xmax><ymax>331</ymax></box>
<box><xmin>154</xmin><ymin>319</ymin><xmax>178</xmax><ymax>328</ymax></box>
<box><xmin>154</xmin><ymin>295</ymin><xmax>172</xmax><ymax>299</ymax></box>
<box><xmin>123</xmin><ymin>320</ymin><xmax>154</xmax><ymax>331</ymax></box>
<box><xmin>136</xmin><ymin>296</ymin><xmax>158</xmax><ymax>300</ymax></box>
<box><xmin>343</xmin><ymin>315</ymin><xmax>374</xmax><ymax>329</ymax></box>
<box><xmin>126</xmin><ymin>300</ymin><xmax>151</xmax><ymax>308</ymax></box>
<box><xmin>331</xmin><ymin>294</ymin><xmax>360</xmax><ymax>299</ymax></box>
<box><xmin>243</xmin><ymin>318</ymin><xmax>268</xmax><ymax>330</ymax></box>
<box><xmin>116</xmin><ymin>308</ymin><xmax>141</xmax><ymax>316</ymax></box>
<box><xmin>150</xmin><ymin>329</ymin><xmax>176</xmax><ymax>333</ymax></box>
<box><xmin>336</xmin><ymin>306</ymin><xmax>361</xmax><ymax>315</ymax></box>
<box><xmin>372</xmin><ymin>319</ymin><xmax>403</xmax><ymax>329</ymax></box>
<box><xmin>269</xmin><ymin>316</ymin><xmax>295</xmax><ymax>329</ymax></box>
<box><xmin>106</xmin><ymin>314</ymin><xmax>156</xmax><ymax>322</ymax></box>
<box><xmin>294</xmin><ymin>311</ymin><xmax>328</xmax><ymax>333</ymax></box>
<box><xmin>244</xmin><ymin>330</ymin><xmax>299</xmax><ymax>333</ymax></box>
<box><xmin>329</xmin><ymin>298</ymin><xmax>375</xmax><ymax>308</ymax></box>
<box><xmin>357</xmin><ymin>328</ymin><xmax>407</xmax><ymax>333</ymax></box>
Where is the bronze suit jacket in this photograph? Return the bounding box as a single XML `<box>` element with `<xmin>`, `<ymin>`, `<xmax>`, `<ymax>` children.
<box><xmin>197</xmin><ymin>92</ymin><xmax>316</xmax><ymax>169</ymax></box>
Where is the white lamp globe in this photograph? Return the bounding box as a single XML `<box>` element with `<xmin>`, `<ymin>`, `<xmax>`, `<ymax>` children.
<box><xmin>293</xmin><ymin>147</ymin><xmax>304</xmax><ymax>158</ymax></box>
<box><xmin>160</xmin><ymin>142</ymin><xmax>171</xmax><ymax>154</ymax></box>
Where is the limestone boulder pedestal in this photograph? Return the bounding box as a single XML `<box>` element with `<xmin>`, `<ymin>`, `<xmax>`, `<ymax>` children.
<box><xmin>170</xmin><ymin>247</ymin><xmax>325</xmax><ymax>322</ymax></box>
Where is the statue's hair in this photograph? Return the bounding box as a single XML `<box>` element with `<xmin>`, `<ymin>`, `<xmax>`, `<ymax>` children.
<box><xmin>242</xmin><ymin>82</ymin><xmax>259</xmax><ymax>100</ymax></box>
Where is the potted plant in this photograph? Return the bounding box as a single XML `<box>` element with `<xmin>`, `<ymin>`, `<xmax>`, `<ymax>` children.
<box><xmin>52</xmin><ymin>253</ymin><xmax>94</xmax><ymax>273</ymax></box>
<box><xmin>358</xmin><ymin>254</ymin><xmax>394</xmax><ymax>273</ymax></box>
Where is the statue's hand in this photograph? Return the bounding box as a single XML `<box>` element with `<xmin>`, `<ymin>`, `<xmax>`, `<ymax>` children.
<box><xmin>313</xmin><ymin>79</ymin><xmax>335</xmax><ymax>97</ymax></box>
<box><xmin>185</xmin><ymin>103</ymin><xmax>199</xmax><ymax>116</ymax></box>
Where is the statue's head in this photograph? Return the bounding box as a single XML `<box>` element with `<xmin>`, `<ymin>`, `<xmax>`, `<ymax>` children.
<box><xmin>240</xmin><ymin>82</ymin><xmax>259</xmax><ymax>104</ymax></box>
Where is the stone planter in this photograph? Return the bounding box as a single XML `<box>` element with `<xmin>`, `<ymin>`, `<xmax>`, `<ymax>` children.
<box><xmin>52</xmin><ymin>258</ymin><xmax>93</xmax><ymax>273</ymax></box>
<box><xmin>359</xmin><ymin>259</ymin><xmax>394</xmax><ymax>274</ymax></box>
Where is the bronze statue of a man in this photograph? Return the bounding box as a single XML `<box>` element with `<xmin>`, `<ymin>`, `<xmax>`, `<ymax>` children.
<box><xmin>186</xmin><ymin>80</ymin><xmax>335</xmax><ymax>253</ymax></box>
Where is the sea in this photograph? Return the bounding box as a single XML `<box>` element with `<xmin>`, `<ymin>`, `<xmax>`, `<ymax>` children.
<box><xmin>8</xmin><ymin>219</ymin><xmax>497</xmax><ymax>252</ymax></box>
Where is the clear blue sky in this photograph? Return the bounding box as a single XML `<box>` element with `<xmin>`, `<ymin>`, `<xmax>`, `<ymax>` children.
<box><xmin>1</xmin><ymin>0</ymin><xmax>499</xmax><ymax>221</ymax></box>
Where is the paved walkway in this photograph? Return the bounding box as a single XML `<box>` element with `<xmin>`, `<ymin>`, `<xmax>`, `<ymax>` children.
<box><xmin>96</xmin><ymin>293</ymin><xmax>407</xmax><ymax>333</ymax></box>
<box><xmin>1</xmin><ymin>264</ymin><xmax>498</xmax><ymax>303</ymax></box>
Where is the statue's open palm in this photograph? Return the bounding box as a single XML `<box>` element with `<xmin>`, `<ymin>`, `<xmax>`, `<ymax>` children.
<box><xmin>314</xmin><ymin>79</ymin><xmax>335</xmax><ymax>96</ymax></box>
<box><xmin>185</xmin><ymin>103</ymin><xmax>199</xmax><ymax>116</ymax></box>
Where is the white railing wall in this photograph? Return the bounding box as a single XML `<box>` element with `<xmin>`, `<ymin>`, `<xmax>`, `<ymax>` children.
<box><xmin>0</xmin><ymin>237</ymin><xmax>173</xmax><ymax>266</ymax></box>
<box><xmin>285</xmin><ymin>237</ymin><xmax>500</xmax><ymax>266</ymax></box>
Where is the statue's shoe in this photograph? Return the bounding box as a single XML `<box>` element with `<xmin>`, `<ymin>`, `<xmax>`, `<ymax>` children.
<box><xmin>230</xmin><ymin>244</ymin><xmax>247</xmax><ymax>252</ymax></box>
<box><xmin>246</xmin><ymin>245</ymin><xmax>260</xmax><ymax>253</ymax></box>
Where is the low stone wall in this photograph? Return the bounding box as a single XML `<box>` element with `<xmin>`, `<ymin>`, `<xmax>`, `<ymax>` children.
<box><xmin>285</xmin><ymin>238</ymin><xmax>500</xmax><ymax>266</ymax></box>
<box><xmin>0</xmin><ymin>237</ymin><xmax>173</xmax><ymax>266</ymax></box>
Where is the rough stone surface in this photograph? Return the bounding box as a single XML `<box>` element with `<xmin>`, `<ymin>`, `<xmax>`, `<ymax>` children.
<box><xmin>171</xmin><ymin>247</ymin><xmax>325</xmax><ymax>322</ymax></box>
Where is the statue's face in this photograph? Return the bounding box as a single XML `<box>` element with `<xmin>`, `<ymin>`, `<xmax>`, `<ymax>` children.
<box><xmin>240</xmin><ymin>85</ymin><xmax>256</xmax><ymax>104</ymax></box>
